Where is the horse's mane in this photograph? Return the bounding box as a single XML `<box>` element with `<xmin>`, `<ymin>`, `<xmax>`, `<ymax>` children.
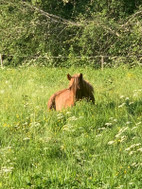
<box><xmin>68</xmin><ymin>75</ymin><xmax>94</xmax><ymax>93</ymax></box>
<box><xmin>82</xmin><ymin>79</ymin><xmax>94</xmax><ymax>94</ymax></box>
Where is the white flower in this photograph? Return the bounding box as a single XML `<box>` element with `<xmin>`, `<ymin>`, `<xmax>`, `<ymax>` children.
<box><xmin>0</xmin><ymin>90</ymin><xmax>4</xmax><ymax>94</ymax></box>
<box><xmin>120</xmin><ymin>95</ymin><xmax>125</xmax><ymax>99</ymax></box>
<box><xmin>125</xmin><ymin>147</ymin><xmax>131</xmax><ymax>151</ymax></box>
<box><xmin>131</xmin><ymin>162</ymin><xmax>139</xmax><ymax>167</ymax></box>
<box><xmin>68</xmin><ymin>116</ymin><xmax>78</xmax><ymax>121</ymax></box>
<box><xmin>137</xmin><ymin>148</ymin><xmax>142</xmax><ymax>152</ymax></box>
<box><xmin>129</xmin><ymin>102</ymin><xmax>134</xmax><ymax>105</ymax></box>
<box><xmin>131</xmin><ymin>127</ymin><xmax>137</xmax><ymax>131</ymax></box>
<box><xmin>23</xmin><ymin>137</ymin><xmax>30</xmax><ymax>141</ymax></box>
<box><xmin>96</xmin><ymin>134</ymin><xmax>102</xmax><ymax>137</ymax></box>
<box><xmin>115</xmin><ymin>127</ymin><xmax>128</xmax><ymax>138</ymax></box>
<box><xmin>133</xmin><ymin>93</ymin><xmax>138</xmax><ymax>97</ymax></box>
<box><xmin>105</xmin><ymin>122</ymin><xmax>112</xmax><ymax>126</ymax></box>
<box><xmin>129</xmin><ymin>151</ymin><xmax>135</xmax><ymax>155</ymax></box>
<box><xmin>113</xmin><ymin>119</ymin><xmax>117</xmax><ymax>122</ymax></box>
<box><xmin>108</xmin><ymin>141</ymin><xmax>115</xmax><ymax>145</ymax></box>
<box><xmin>126</xmin><ymin>121</ymin><xmax>131</xmax><ymax>125</ymax></box>
<box><xmin>119</xmin><ymin>136</ymin><xmax>126</xmax><ymax>143</ymax></box>
<box><xmin>118</xmin><ymin>103</ymin><xmax>125</xmax><ymax>108</ymax></box>
<box><xmin>125</xmin><ymin>143</ymin><xmax>141</xmax><ymax>151</ymax></box>
<box><xmin>66</xmin><ymin>111</ymin><xmax>71</xmax><ymax>115</ymax></box>
<box><xmin>57</xmin><ymin>113</ymin><xmax>64</xmax><ymax>120</ymax></box>
<box><xmin>1</xmin><ymin>167</ymin><xmax>14</xmax><ymax>173</ymax></box>
<box><xmin>136</xmin><ymin>122</ymin><xmax>141</xmax><ymax>126</ymax></box>
<box><xmin>98</xmin><ymin>127</ymin><xmax>106</xmax><ymax>131</ymax></box>
<box><xmin>125</xmin><ymin>97</ymin><xmax>129</xmax><ymax>100</ymax></box>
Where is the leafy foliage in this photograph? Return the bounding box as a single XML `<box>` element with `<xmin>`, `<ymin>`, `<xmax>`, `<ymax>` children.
<box><xmin>0</xmin><ymin>0</ymin><xmax>142</xmax><ymax>67</ymax></box>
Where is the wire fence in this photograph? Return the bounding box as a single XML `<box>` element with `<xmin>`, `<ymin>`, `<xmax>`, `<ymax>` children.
<box><xmin>0</xmin><ymin>53</ymin><xmax>142</xmax><ymax>69</ymax></box>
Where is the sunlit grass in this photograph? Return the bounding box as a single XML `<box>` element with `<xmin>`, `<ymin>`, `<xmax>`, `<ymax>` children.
<box><xmin>0</xmin><ymin>66</ymin><xmax>142</xmax><ymax>188</ymax></box>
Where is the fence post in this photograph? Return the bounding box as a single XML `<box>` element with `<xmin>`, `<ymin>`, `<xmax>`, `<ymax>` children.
<box><xmin>101</xmin><ymin>56</ymin><xmax>104</xmax><ymax>71</ymax></box>
<box><xmin>0</xmin><ymin>54</ymin><xmax>3</xmax><ymax>68</ymax></box>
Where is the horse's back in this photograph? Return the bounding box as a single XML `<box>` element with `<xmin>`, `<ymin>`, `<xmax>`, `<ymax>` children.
<box><xmin>55</xmin><ymin>89</ymin><xmax>74</xmax><ymax>111</ymax></box>
<box><xmin>48</xmin><ymin>89</ymin><xmax>74</xmax><ymax>111</ymax></box>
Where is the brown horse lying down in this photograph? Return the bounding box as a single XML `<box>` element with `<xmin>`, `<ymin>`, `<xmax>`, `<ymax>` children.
<box><xmin>48</xmin><ymin>73</ymin><xmax>95</xmax><ymax>111</ymax></box>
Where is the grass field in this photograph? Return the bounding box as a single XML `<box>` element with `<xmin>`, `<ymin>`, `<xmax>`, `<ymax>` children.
<box><xmin>0</xmin><ymin>66</ymin><xmax>142</xmax><ymax>189</ymax></box>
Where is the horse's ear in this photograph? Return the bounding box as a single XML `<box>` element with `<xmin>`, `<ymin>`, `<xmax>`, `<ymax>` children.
<box><xmin>67</xmin><ymin>74</ymin><xmax>72</xmax><ymax>80</ymax></box>
<box><xmin>80</xmin><ymin>73</ymin><xmax>83</xmax><ymax>79</ymax></box>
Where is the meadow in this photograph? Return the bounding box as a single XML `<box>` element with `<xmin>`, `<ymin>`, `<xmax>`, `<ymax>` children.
<box><xmin>0</xmin><ymin>66</ymin><xmax>142</xmax><ymax>189</ymax></box>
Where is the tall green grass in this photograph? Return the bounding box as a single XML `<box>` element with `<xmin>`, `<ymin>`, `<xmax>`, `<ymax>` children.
<box><xmin>0</xmin><ymin>66</ymin><xmax>142</xmax><ymax>188</ymax></box>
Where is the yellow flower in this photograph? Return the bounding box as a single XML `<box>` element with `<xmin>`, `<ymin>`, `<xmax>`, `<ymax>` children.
<box><xmin>124</xmin><ymin>170</ymin><xmax>127</xmax><ymax>174</ymax></box>
<box><xmin>16</xmin><ymin>114</ymin><xmax>19</xmax><ymax>118</ymax></box>
<box><xmin>127</xmin><ymin>73</ymin><xmax>134</xmax><ymax>78</ymax></box>
<box><xmin>3</xmin><ymin>123</ymin><xmax>7</xmax><ymax>127</ymax></box>
<box><xmin>0</xmin><ymin>182</ymin><xmax>2</xmax><ymax>188</ymax></box>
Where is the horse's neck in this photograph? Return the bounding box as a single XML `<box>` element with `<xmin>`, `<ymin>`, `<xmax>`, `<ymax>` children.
<box><xmin>71</xmin><ymin>85</ymin><xmax>82</xmax><ymax>100</ymax></box>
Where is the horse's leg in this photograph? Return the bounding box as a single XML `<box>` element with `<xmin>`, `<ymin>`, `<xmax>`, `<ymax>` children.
<box><xmin>90</xmin><ymin>94</ymin><xmax>95</xmax><ymax>104</ymax></box>
<box><xmin>48</xmin><ymin>94</ymin><xmax>56</xmax><ymax>110</ymax></box>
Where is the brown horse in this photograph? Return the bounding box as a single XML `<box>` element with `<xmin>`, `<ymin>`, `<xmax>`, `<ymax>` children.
<box><xmin>48</xmin><ymin>73</ymin><xmax>95</xmax><ymax>111</ymax></box>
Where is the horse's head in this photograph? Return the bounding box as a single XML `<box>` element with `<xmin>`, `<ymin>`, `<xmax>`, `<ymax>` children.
<box><xmin>67</xmin><ymin>73</ymin><xmax>83</xmax><ymax>90</ymax></box>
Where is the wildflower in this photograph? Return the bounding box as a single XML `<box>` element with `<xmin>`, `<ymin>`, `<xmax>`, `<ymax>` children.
<box><xmin>137</xmin><ymin>148</ymin><xmax>142</xmax><ymax>152</ymax></box>
<box><xmin>98</xmin><ymin>127</ymin><xmax>106</xmax><ymax>131</ymax></box>
<box><xmin>119</xmin><ymin>136</ymin><xmax>126</xmax><ymax>143</ymax></box>
<box><xmin>62</xmin><ymin>124</ymin><xmax>72</xmax><ymax>131</ymax></box>
<box><xmin>124</xmin><ymin>170</ymin><xmax>127</xmax><ymax>174</ymax></box>
<box><xmin>115</xmin><ymin>127</ymin><xmax>128</xmax><ymax>138</ymax></box>
<box><xmin>5</xmin><ymin>80</ymin><xmax>9</xmax><ymax>84</ymax></box>
<box><xmin>113</xmin><ymin>119</ymin><xmax>117</xmax><ymax>122</ymax></box>
<box><xmin>126</xmin><ymin>121</ymin><xmax>131</xmax><ymax>125</ymax></box>
<box><xmin>129</xmin><ymin>151</ymin><xmax>135</xmax><ymax>155</ymax></box>
<box><xmin>129</xmin><ymin>102</ymin><xmax>134</xmax><ymax>105</ymax></box>
<box><xmin>3</xmin><ymin>123</ymin><xmax>7</xmax><ymax>127</ymax></box>
<box><xmin>131</xmin><ymin>127</ymin><xmax>137</xmax><ymax>131</ymax></box>
<box><xmin>108</xmin><ymin>141</ymin><xmax>115</xmax><ymax>145</ymax></box>
<box><xmin>125</xmin><ymin>97</ymin><xmax>129</xmax><ymax>101</ymax></box>
<box><xmin>1</xmin><ymin>166</ymin><xmax>13</xmax><ymax>173</ymax></box>
<box><xmin>120</xmin><ymin>95</ymin><xmax>125</xmax><ymax>99</ymax></box>
<box><xmin>131</xmin><ymin>162</ymin><xmax>138</xmax><ymax>167</ymax></box>
<box><xmin>125</xmin><ymin>143</ymin><xmax>141</xmax><ymax>151</ymax></box>
<box><xmin>129</xmin><ymin>182</ymin><xmax>134</xmax><ymax>185</ymax></box>
<box><xmin>118</xmin><ymin>103</ymin><xmax>125</xmax><ymax>108</ymax></box>
<box><xmin>133</xmin><ymin>93</ymin><xmax>138</xmax><ymax>97</ymax></box>
<box><xmin>57</xmin><ymin>114</ymin><xmax>64</xmax><ymax>120</ymax></box>
<box><xmin>16</xmin><ymin>114</ymin><xmax>19</xmax><ymax>118</ymax></box>
<box><xmin>0</xmin><ymin>90</ymin><xmax>4</xmax><ymax>94</ymax></box>
<box><xmin>136</xmin><ymin>122</ymin><xmax>141</xmax><ymax>126</ymax></box>
<box><xmin>66</xmin><ymin>111</ymin><xmax>71</xmax><ymax>115</ymax></box>
<box><xmin>116</xmin><ymin>185</ymin><xmax>124</xmax><ymax>189</ymax></box>
<box><xmin>105</xmin><ymin>122</ymin><xmax>112</xmax><ymax>127</ymax></box>
<box><xmin>60</xmin><ymin>145</ymin><xmax>65</xmax><ymax>150</ymax></box>
<box><xmin>96</xmin><ymin>134</ymin><xmax>102</xmax><ymax>137</ymax></box>
<box><xmin>23</xmin><ymin>137</ymin><xmax>30</xmax><ymax>141</ymax></box>
<box><xmin>68</xmin><ymin>116</ymin><xmax>78</xmax><ymax>121</ymax></box>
